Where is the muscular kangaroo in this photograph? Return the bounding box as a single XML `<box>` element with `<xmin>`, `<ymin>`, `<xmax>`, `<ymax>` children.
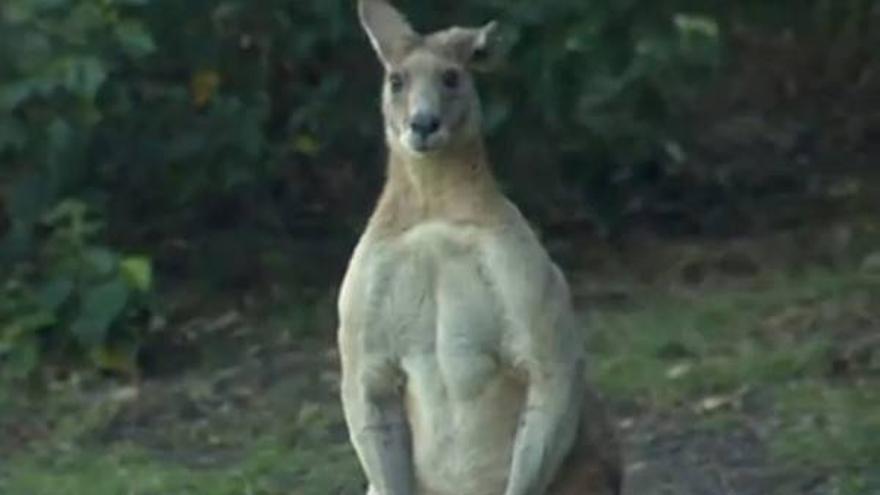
<box><xmin>338</xmin><ymin>1</ymin><xmax>622</xmax><ymax>494</ymax></box>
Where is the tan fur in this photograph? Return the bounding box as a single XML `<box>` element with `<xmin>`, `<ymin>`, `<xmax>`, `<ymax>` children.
<box><xmin>371</xmin><ymin>143</ymin><xmax>501</xmax><ymax>234</ymax></box>
<box><xmin>339</xmin><ymin>2</ymin><xmax>622</xmax><ymax>494</ymax></box>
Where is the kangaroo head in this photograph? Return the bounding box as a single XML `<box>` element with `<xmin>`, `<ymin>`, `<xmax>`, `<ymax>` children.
<box><xmin>359</xmin><ymin>0</ymin><xmax>501</xmax><ymax>157</ymax></box>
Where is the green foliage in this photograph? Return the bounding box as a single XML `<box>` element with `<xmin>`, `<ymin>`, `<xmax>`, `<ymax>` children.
<box><xmin>773</xmin><ymin>382</ymin><xmax>880</xmax><ymax>473</ymax></box>
<box><xmin>0</xmin><ymin>0</ymin><xmax>157</xmax><ymax>377</ymax></box>
<box><xmin>2</xmin><ymin>0</ymin><xmax>725</xmax><ymax>236</ymax></box>
<box><xmin>1</xmin><ymin>200</ymin><xmax>152</xmax><ymax>378</ymax></box>
<box><xmin>0</xmin><ymin>0</ymin><xmax>871</xmax><ymax>374</ymax></box>
<box><xmin>593</xmin><ymin>268</ymin><xmax>880</xmax><ymax>406</ymax></box>
<box><xmin>2</xmin><ymin>439</ymin><xmax>362</xmax><ymax>495</ymax></box>
<box><xmin>474</xmin><ymin>1</ymin><xmax>723</xmax><ymax>226</ymax></box>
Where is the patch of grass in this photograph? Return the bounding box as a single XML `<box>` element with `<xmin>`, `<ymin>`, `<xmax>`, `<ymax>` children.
<box><xmin>1</xmin><ymin>439</ymin><xmax>361</xmax><ymax>495</ymax></box>
<box><xmin>590</xmin><ymin>267</ymin><xmax>880</xmax><ymax>490</ymax></box>
<box><xmin>590</xmin><ymin>294</ymin><xmax>832</xmax><ymax>408</ymax></box>
<box><xmin>591</xmin><ymin>269</ymin><xmax>879</xmax><ymax>405</ymax></box>
<box><xmin>773</xmin><ymin>381</ymin><xmax>880</xmax><ymax>471</ymax></box>
<box><xmin>0</xmin><ymin>348</ymin><xmax>363</xmax><ymax>495</ymax></box>
<box><xmin>0</xmin><ymin>404</ymin><xmax>363</xmax><ymax>495</ymax></box>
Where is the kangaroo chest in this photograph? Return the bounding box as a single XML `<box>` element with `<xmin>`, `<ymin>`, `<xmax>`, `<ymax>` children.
<box><xmin>363</xmin><ymin>221</ymin><xmax>508</xmax><ymax>400</ymax></box>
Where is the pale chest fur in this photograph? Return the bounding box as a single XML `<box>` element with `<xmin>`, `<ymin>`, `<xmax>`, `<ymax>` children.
<box><xmin>340</xmin><ymin>218</ymin><xmax>550</xmax><ymax>495</ymax></box>
<box><xmin>361</xmin><ymin>221</ymin><xmax>502</xmax><ymax>373</ymax></box>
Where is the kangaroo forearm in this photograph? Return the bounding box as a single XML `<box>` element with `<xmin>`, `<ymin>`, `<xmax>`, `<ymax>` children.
<box><xmin>504</xmin><ymin>387</ymin><xmax>581</xmax><ymax>495</ymax></box>
<box><xmin>352</xmin><ymin>406</ymin><xmax>414</xmax><ymax>495</ymax></box>
<box><xmin>505</xmin><ymin>414</ymin><xmax>577</xmax><ymax>494</ymax></box>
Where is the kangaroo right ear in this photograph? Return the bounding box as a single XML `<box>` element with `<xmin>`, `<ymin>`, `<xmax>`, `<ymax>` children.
<box><xmin>358</xmin><ymin>0</ymin><xmax>418</xmax><ymax>68</ymax></box>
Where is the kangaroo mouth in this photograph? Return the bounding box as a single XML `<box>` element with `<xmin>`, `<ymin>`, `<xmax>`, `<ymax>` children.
<box><xmin>411</xmin><ymin>138</ymin><xmax>435</xmax><ymax>153</ymax></box>
<box><xmin>404</xmin><ymin>130</ymin><xmax>448</xmax><ymax>155</ymax></box>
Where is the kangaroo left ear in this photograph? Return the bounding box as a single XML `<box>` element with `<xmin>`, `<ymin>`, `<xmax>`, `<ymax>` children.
<box><xmin>429</xmin><ymin>21</ymin><xmax>503</xmax><ymax>71</ymax></box>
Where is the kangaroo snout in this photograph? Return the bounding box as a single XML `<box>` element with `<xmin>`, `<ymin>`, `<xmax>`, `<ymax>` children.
<box><xmin>409</xmin><ymin>112</ymin><xmax>441</xmax><ymax>138</ymax></box>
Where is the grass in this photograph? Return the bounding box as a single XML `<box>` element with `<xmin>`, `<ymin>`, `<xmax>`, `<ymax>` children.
<box><xmin>773</xmin><ymin>382</ymin><xmax>880</xmax><ymax>490</ymax></box>
<box><xmin>0</xmin><ymin>333</ymin><xmax>364</xmax><ymax>495</ymax></box>
<box><xmin>1</xmin><ymin>439</ymin><xmax>361</xmax><ymax>495</ymax></box>
<box><xmin>1</xmin><ymin>267</ymin><xmax>878</xmax><ymax>494</ymax></box>
<box><xmin>0</xmin><ymin>389</ymin><xmax>363</xmax><ymax>495</ymax></box>
<box><xmin>591</xmin><ymin>267</ymin><xmax>880</xmax><ymax>492</ymax></box>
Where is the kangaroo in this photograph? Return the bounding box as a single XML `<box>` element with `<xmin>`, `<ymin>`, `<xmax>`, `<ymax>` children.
<box><xmin>338</xmin><ymin>1</ymin><xmax>622</xmax><ymax>494</ymax></box>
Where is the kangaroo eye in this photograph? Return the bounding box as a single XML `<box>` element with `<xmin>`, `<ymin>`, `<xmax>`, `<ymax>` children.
<box><xmin>389</xmin><ymin>73</ymin><xmax>405</xmax><ymax>93</ymax></box>
<box><xmin>441</xmin><ymin>69</ymin><xmax>460</xmax><ymax>90</ymax></box>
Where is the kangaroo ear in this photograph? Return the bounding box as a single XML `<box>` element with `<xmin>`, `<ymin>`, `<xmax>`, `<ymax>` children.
<box><xmin>358</xmin><ymin>0</ymin><xmax>418</xmax><ymax>68</ymax></box>
<box><xmin>429</xmin><ymin>21</ymin><xmax>503</xmax><ymax>71</ymax></box>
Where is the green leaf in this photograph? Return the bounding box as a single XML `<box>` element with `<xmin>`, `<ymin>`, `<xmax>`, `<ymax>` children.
<box><xmin>54</xmin><ymin>56</ymin><xmax>107</xmax><ymax>100</ymax></box>
<box><xmin>42</xmin><ymin>198</ymin><xmax>88</xmax><ymax>226</ymax></box>
<box><xmin>115</xmin><ymin>20</ymin><xmax>156</xmax><ymax>58</ymax></box>
<box><xmin>85</xmin><ymin>247</ymin><xmax>119</xmax><ymax>276</ymax></box>
<box><xmin>0</xmin><ymin>118</ymin><xmax>26</xmax><ymax>152</ymax></box>
<box><xmin>90</xmin><ymin>343</ymin><xmax>138</xmax><ymax>375</ymax></box>
<box><xmin>46</xmin><ymin>118</ymin><xmax>82</xmax><ymax>192</ymax></box>
<box><xmin>71</xmin><ymin>279</ymin><xmax>129</xmax><ymax>347</ymax></box>
<box><xmin>2</xmin><ymin>0</ymin><xmax>68</xmax><ymax>24</ymax></box>
<box><xmin>293</xmin><ymin>134</ymin><xmax>320</xmax><ymax>156</ymax></box>
<box><xmin>109</xmin><ymin>0</ymin><xmax>152</xmax><ymax>5</ymax></box>
<box><xmin>8</xmin><ymin>174</ymin><xmax>53</xmax><ymax>227</ymax></box>
<box><xmin>0</xmin><ymin>223</ymin><xmax>35</xmax><ymax>262</ymax></box>
<box><xmin>0</xmin><ymin>82</ymin><xmax>35</xmax><ymax>111</ymax></box>
<box><xmin>120</xmin><ymin>256</ymin><xmax>152</xmax><ymax>291</ymax></box>
<box><xmin>38</xmin><ymin>277</ymin><xmax>74</xmax><ymax>311</ymax></box>
<box><xmin>33</xmin><ymin>0</ymin><xmax>71</xmax><ymax>10</ymax></box>
<box><xmin>1</xmin><ymin>335</ymin><xmax>40</xmax><ymax>378</ymax></box>
<box><xmin>14</xmin><ymin>30</ymin><xmax>52</xmax><ymax>73</ymax></box>
<box><xmin>7</xmin><ymin>311</ymin><xmax>57</xmax><ymax>335</ymax></box>
<box><xmin>673</xmin><ymin>14</ymin><xmax>720</xmax><ymax>39</ymax></box>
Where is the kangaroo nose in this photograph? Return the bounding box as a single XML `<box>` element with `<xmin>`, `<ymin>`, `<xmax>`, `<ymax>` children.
<box><xmin>410</xmin><ymin>113</ymin><xmax>440</xmax><ymax>138</ymax></box>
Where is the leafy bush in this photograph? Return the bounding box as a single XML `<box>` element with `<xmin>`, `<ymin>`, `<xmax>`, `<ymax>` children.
<box><xmin>2</xmin><ymin>0</ymin><xmax>724</xmax><ymax>240</ymax></box>
<box><xmin>1</xmin><ymin>200</ymin><xmax>152</xmax><ymax>378</ymax></box>
<box><xmin>0</xmin><ymin>0</ymin><xmax>158</xmax><ymax>378</ymax></box>
<box><xmin>2</xmin><ymin>0</ymin><xmax>871</xmax><ymax>375</ymax></box>
<box><xmin>465</xmin><ymin>1</ymin><xmax>723</xmax><ymax>228</ymax></box>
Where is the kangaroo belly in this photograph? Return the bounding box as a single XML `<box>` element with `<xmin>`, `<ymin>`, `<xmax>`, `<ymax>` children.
<box><xmin>389</xmin><ymin>239</ymin><xmax>523</xmax><ymax>495</ymax></box>
<box><xmin>404</xmin><ymin>361</ymin><xmax>524</xmax><ymax>495</ymax></box>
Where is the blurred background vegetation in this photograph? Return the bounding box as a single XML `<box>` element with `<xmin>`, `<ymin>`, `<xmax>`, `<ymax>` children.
<box><xmin>3</xmin><ymin>0</ymin><xmax>875</xmax><ymax>378</ymax></box>
<box><xmin>1</xmin><ymin>1</ymin><xmax>879</xmax><ymax>493</ymax></box>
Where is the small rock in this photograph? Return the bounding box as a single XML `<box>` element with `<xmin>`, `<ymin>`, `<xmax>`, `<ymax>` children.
<box><xmin>697</xmin><ymin>395</ymin><xmax>732</xmax><ymax>413</ymax></box>
<box><xmin>108</xmin><ymin>385</ymin><xmax>140</xmax><ymax>403</ymax></box>
<box><xmin>666</xmin><ymin>363</ymin><xmax>693</xmax><ymax>380</ymax></box>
